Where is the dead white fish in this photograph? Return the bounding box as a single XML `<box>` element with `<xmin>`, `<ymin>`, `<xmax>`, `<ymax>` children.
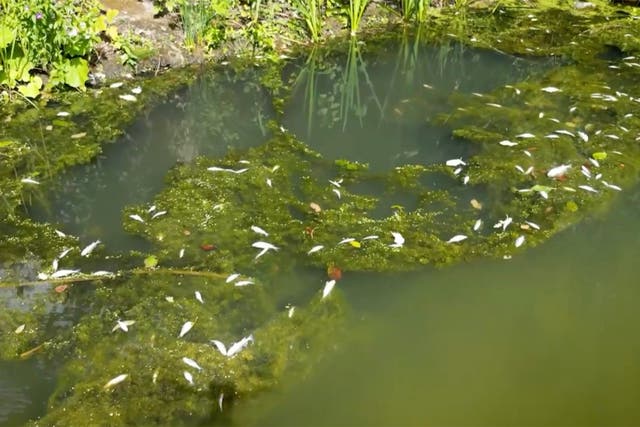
<box><xmin>542</xmin><ymin>86</ymin><xmax>562</xmax><ymax>93</ymax></box>
<box><xmin>516</xmin><ymin>133</ymin><xmax>536</xmax><ymax>138</ymax></box>
<box><xmin>238</xmin><ymin>160</ymin><xmax>251</xmax><ymax>165</ymax></box>
<box><xmin>308</xmin><ymin>245</ymin><xmax>324</xmax><ymax>255</ymax></box>
<box><xmin>547</xmin><ymin>164</ymin><xmax>571</xmax><ymax>178</ymax></box>
<box><xmin>578</xmin><ymin>131</ymin><xmax>589</xmax><ymax>142</ymax></box>
<box><xmin>337</xmin><ymin>238</ymin><xmax>355</xmax><ymax>245</ymax></box>
<box><xmin>266</xmin><ymin>178</ymin><xmax>272</xmax><ymax>187</ymax></box>
<box><xmin>271</xmin><ymin>165</ymin><xmax>280</xmax><ymax>172</ymax></box>
<box><xmin>453</xmin><ymin>167</ymin><xmax>462</xmax><ymax>176</ymax></box>
<box><xmin>109</xmin><ymin>82</ymin><xmax>124</xmax><ymax>88</ymax></box>
<box><xmin>15</xmin><ymin>324</ymin><xmax>25</xmax><ymax>334</ymax></box>
<box><xmin>605</xmin><ymin>134</ymin><xmax>620</xmax><ymax>140</ymax></box>
<box><xmin>104</xmin><ymin>374</ymin><xmax>128</xmax><ymax>389</ymax></box>
<box><xmin>119</xmin><ymin>94</ymin><xmax>137</xmax><ymax>102</ymax></box>
<box><xmin>131</xmin><ymin>86</ymin><xmax>142</xmax><ymax>94</ymax></box>
<box><xmin>226</xmin><ymin>273</ymin><xmax>240</xmax><ymax>283</ymax></box>
<box><xmin>538</xmin><ymin>112</ymin><xmax>544</xmax><ymax>119</ymax></box>
<box><xmin>473</xmin><ymin>219</ymin><xmax>482</xmax><ymax>231</ymax></box>
<box><xmin>165</xmin><ymin>296</ymin><xmax>175</xmax><ymax>303</ymax></box>
<box><xmin>112</xmin><ymin>320</ymin><xmax>135</xmax><ymax>333</ymax></box>
<box><xmin>545</xmin><ymin>134</ymin><xmax>560</xmax><ymax>139</ymax></box>
<box><xmin>207</xmin><ymin>166</ymin><xmax>248</xmax><ymax>174</ymax></box>
<box><xmin>499</xmin><ymin>140</ymin><xmax>518</xmax><ymax>147</ymax></box>
<box><xmin>81</xmin><ymin>240</ymin><xmax>101</xmax><ymax>257</ymax></box>
<box><xmin>21</xmin><ymin>178</ymin><xmax>40</xmax><ymax>185</ymax></box>
<box><xmin>447</xmin><ymin>235</ymin><xmax>468</xmax><ymax>243</ymax></box>
<box><xmin>211</xmin><ymin>335</ymin><xmax>254</xmax><ymax>357</ymax></box>
<box><xmin>92</xmin><ymin>270</ymin><xmax>114</xmax><ymax>276</ymax></box>
<box><xmin>55</xmin><ymin>229</ymin><xmax>67</xmax><ymax>237</ymax></box>
<box><xmin>52</xmin><ymin>258</ymin><xmax>59</xmax><ymax>272</ymax></box>
<box><xmin>179</xmin><ymin>248</ymin><xmax>185</xmax><ymax>258</ymax></box>
<box><xmin>581</xmin><ymin>166</ymin><xmax>592</xmax><ymax>179</ymax></box>
<box><xmin>252</xmin><ymin>241</ymin><xmax>279</xmax><ymax>259</ymax></box>
<box><xmin>58</xmin><ymin>248</ymin><xmax>72</xmax><ymax>259</ymax></box>
<box><xmin>251</xmin><ymin>225</ymin><xmax>269</xmax><ymax>236</ymax></box>
<box><xmin>446</xmin><ymin>158</ymin><xmax>466</xmax><ymax>167</ymax></box>
<box><xmin>524</xmin><ymin>166</ymin><xmax>534</xmax><ymax>175</ymax></box>
<box><xmin>179</xmin><ymin>321</ymin><xmax>194</xmax><ymax>338</ymax></box>
<box><xmin>390</xmin><ymin>232</ymin><xmax>405</xmax><ymax>248</ymax></box>
<box><xmin>463</xmin><ymin>175</ymin><xmax>469</xmax><ymax>185</ymax></box>
<box><xmin>218</xmin><ymin>393</ymin><xmax>224</xmax><ymax>412</ymax></box>
<box><xmin>195</xmin><ymin>291</ymin><xmax>204</xmax><ymax>304</ymax></box>
<box><xmin>288</xmin><ymin>306</ymin><xmax>295</xmax><ymax>318</ymax></box>
<box><xmin>525</xmin><ymin>221</ymin><xmax>541</xmax><ymax>230</ymax></box>
<box><xmin>523</xmin><ymin>150</ymin><xmax>532</xmax><ymax>158</ymax></box>
<box><xmin>148</xmin><ymin>205</ymin><xmax>157</xmax><ymax>213</ymax></box>
<box><xmin>51</xmin><ymin>269</ymin><xmax>79</xmax><ymax>278</ymax></box>
<box><xmin>322</xmin><ymin>280</ymin><xmax>336</xmax><ymax>299</ymax></box>
<box><xmin>602</xmin><ymin>181</ymin><xmax>622</xmax><ymax>191</ymax></box>
<box><xmin>235</xmin><ymin>280</ymin><xmax>254</xmax><ymax>287</ymax></box>
<box><xmin>493</xmin><ymin>215</ymin><xmax>513</xmax><ymax>232</ymax></box>
<box><xmin>56</xmin><ymin>111</ymin><xmax>70</xmax><ymax>117</ymax></box>
<box><xmin>129</xmin><ymin>214</ymin><xmax>145</xmax><ymax>223</ymax></box>
<box><xmin>486</xmin><ymin>103</ymin><xmax>502</xmax><ymax>108</ymax></box>
<box><xmin>362</xmin><ymin>235</ymin><xmax>379</xmax><ymax>240</ymax></box>
<box><xmin>579</xmin><ymin>185</ymin><xmax>598</xmax><ymax>193</ymax></box>
<box><xmin>182</xmin><ymin>357</ymin><xmax>202</xmax><ymax>371</ymax></box>
<box><xmin>151</xmin><ymin>211</ymin><xmax>167</xmax><ymax>219</ymax></box>
<box><xmin>515</xmin><ymin>235</ymin><xmax>525</xmax><ymax>248</ymax></box>
<box><xmin>332</xmin><ymin>188</ymin><xmax>341</xmax><ymax>199</ymax></box>
<box><xmin>329</xmin><ymin>179</ymin><xmax>342</xmax><ymax>188</ymax></box>
<box><xmin>152</xmin><ymin>369</ymin><xmax>159</xmax><ymax>384</ymax></box>
<box><xmin>555</xmin><ymin>129</ymin><xmax>575</xmax><ymax>137</ymax></box>
<box><xmin>183</xmin><ymin>371</ymin><xmax>194</xmax><ymax>385</ymax></box>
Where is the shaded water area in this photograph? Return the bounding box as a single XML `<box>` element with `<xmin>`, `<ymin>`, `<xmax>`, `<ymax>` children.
<box><xmin>4</xmin><ymin>15</ymin><xmax>640</xmax><ymax>426</ymax></box>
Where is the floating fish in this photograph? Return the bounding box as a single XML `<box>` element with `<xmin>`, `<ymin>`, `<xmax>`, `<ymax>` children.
<box><xmin>515</xmin><ymin>235</ymin><xmax>525</xmax><ymax>248</ymax></box>
<box><xmin>555</xmin><ymin>129</ymin><xmax>575</xmax><ymax>137</ymax></box>
<box><xmin>151</xmin><ymin>211</ymin><xmax>167</xmax><ymax>219</ymax></box>
<box><xmin>446</xmin><ymin>158</ymin><xmax>466</xmax><ymax>167</ymax></box>
<box><xmin>183</xmin><ymin>371</ymin><xmax>194</xmax><ymax>385</ymax></box>
<box><xmin>179</xmin><ymin>248</ymin><xmax>185</xmax><ymax>258</ymax></box>
<box><xmin>15</xmin><ymin>324</ymin><xmax>25</xmax><ymax>334</ymax></box>
<box><xmin>288</xmin><ymin>306</ymin><xmax>295</xmax><ymax>318</ymax></box>
<box><xmin>271</xmin><ymin>165</ymin><xmax>280</xmax><ymax>172</ymax></box>
<box><xmin>81</xmin><ymin>240</ymin><xmax>101</xmax><ymax>257</ymax></box>
<box><xmin>55</xmin><ymin>229</ymin><xmax>67</xmax><ymax>237</ymax></box>
<box><xmin>119</xmin><ymin>94</ymin><xmax>137</xmax><ymax>102</ymax></box>
<box><xmin>499</xmin><ymin>140</ymin><xmax>518</xmax><ymax>147</ymax></box>
<box><xmin>390</xmin><ymin>232</ymin><xmax>405</xmax><ymax>248</ymax></box>
<box><xmin>226</xmin><ymin>273</ymin><xmax>240</xmax><ymax>283</ymax></box>
<box><xmin>182</xmin><ymin>357</ymin><xmax>202</xmax><ymax>371</ymax></box>
<box><xmin>525</xmin><ymin>221</ymin><xmax>541</xmax><ymax>230</ymax></box>
<box><xmin>545</xmin><ymin>134</ymin><xmax>560</xmax><ymax>139</ymax></box>
<box><xmin>234</xmin><ymin>280</ymin><xmax>254</xmax><ymax>287</ymax></box>
<box><xmin>112</xmin><ymin>320</ymin><xmax>135</xmax><ymax>333</ymax></box>
<box><xmin>542</xmin><ymin>86</ymin><xmax>562</xmax><ymax>93</ymax></box>
<box><xmin>523</xmin><ymin>150</ymin><xmax>532</xmax><ymax>158</ymax></box>
<box><xmin>92</xmin><ymin>271</ymin><xmax>114</xmax><ymax>277</ymax></box>
<box><xmin>516</xmin><ymin>133</ymin><xmax>536</xmax><ymax>138</ymax></box>
<box><xmin>56</xmin><ymin>111</ymin><xmax>70</xmax><ymax>117</ymax></box>
<box><xmin>104</xmin><ymin>374</ymin><xmax>128</xmax><ymax>389</ymax></box>
<box><xmin>109</xmin><ymin>82</ymin><xmax>124</xmax><ymax>88</ymax></box>
<box><xmin>453</xmin><ymin>167</ymin><xmax>462</xmax><ymax>176</ymax></box>
<box><xmin>577</xmin><ymin>131</ymin><xmax>588</xmax><ymax>142</ymax></box>
<box><xmin>362</xmin><ymin>235</ymin><xmax>379</xmax><ymax>240</ymax></box>
<box><xmin>195</xmin><ymin>291</ymin><xmax>204</xmax><ymax>304</ymax></box>
<box><xmin>211</xmin><ymin>335</ymin><xmax>254</xmax><ymax>357</ymax></box>
<box><xmin>307</xmin><ymin>245</ymin><xmax>324</xmax><ymax>255</ymax></box>
<box><xmin>588</xmin><ymin>158</ymin><xmax>600</xmax><ymax>168</ymax></box>
<box><xmin>493</xmin><ymin>215</ymin><xmax>513</xmax><ymax>232</ymax></box>
<box><xmin>329</xmin><ymin>179</ymin><xmax>342</xmax><ymax>188</ymax></box>
<box><xmin>486</xmin><ymin>103</ymin><xmax>502</xmax><ymax>108</ymax></box>
<box><xmin>218</xmin><ymin>393</ymin><xmax>224</xmax><ymax>412</ymax></box>
<box><xmin>251</xmin><ymin>225</ymin><xmax>269</xmax><ymax>236</ymax></box>
<box><xmin>602</xmin><ymin>181</ymin><xmax>622</xmax><ymax>191</ymax></box>
<box><xmin>179</xmin><ymin>321</ymin><xmax>194</xmax><ymax>338</ymax></box>
<box><xmin>547</xmin><ymin>164</ymin><xmax>571</xmax><ymax>178</ymax></box>
<box><xmin>579</xmin><ymin>185</ymin><xmax>598</xmax><ymax>193</ymax></box>
<box><xmin>129</xmin><ymin>214</ymin><xmax>145</xmax><ymax>223</ymax></box>
<box><xmin>447</xmin><ymin>235</ymin><xmax>468</xmax><ymax>243</ymax></box>
<box><xmin>332</xmin><ymin>188</ymin><xmax>341</xmax><ymax>199</ymax></box>
<box><xmin>252</xmin><ymin>241</ymin><xmax>279</xmax><ymax>259</ymax></box>
<box><xmin>473</xmin><ymin>219</ymin><xmax>482</xmax><ymax>231</ymax></box>
<box><xmin>207</xmin><ymin>166</ymin><xmax>248</xmax><ymax>174</ymax></box>
<box><xmin>322</xmin><ymin>280</ymin><xmax>336</xmax><ymax>299</ymax></box>
<box><xmin>266</xmin><ymin>178</ymin><xmax>272</xmax><ymax>187</ymax></box>
<box><xmin>337</xmin><ymin>238</ymin><xmax>355</xmax><ymax>245</ymax></box>
<box><xmin>21</xmin><ymin>178</ymin><xmax>40</xmax><ymax>185</ymax></box>
<box><xmin>131</xmin><ymin>86</ymin><xmax>142</xmax><ymax>94</ymax></box>
<box><xmin>51</xmin><ymin>269</ymin><xmax>79</xmax><ymax>278</ymax></box>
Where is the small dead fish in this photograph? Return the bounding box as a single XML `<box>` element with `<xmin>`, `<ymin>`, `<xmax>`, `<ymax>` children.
<box><xmin>151</xmin><ymin>211</ymin><xmax>167</xmax><ymax>219</ymax></box>
<box><xmin>179</xmin><ymin>321</ymin><xmax>194</xmax><ymax>338</ymax></box>
<box><xmin>234</xmin><ymin>280</ymin><xmax>254</xmax><ymax>287</ymax></box>
<box><xmin>55</xmin><ymin>229</ymin><xmax>67</xmax><ymax>237</ymax></box>
<box><xmin>182</xmin><ymin>357</ymin><xmax>202</xmax><ymax>371</ymax></box>
<box><xmin>218</xmin><ymin>393</ymin><xmax>224</xmax><ymax>412</ymax></box>
<box><xmin>486</xmin><ymin>103</ymin><xmax>502</xmax><ymax>108</ymax></box>
<box><xmin>81</xmin><ymin>240</ymin><xmax>101</xmax><ymax>257</ymax></box>
<box><xmin>307</xmin><ymin>245</ymin><xmax>324</xmax><ymax>255</ymax></box>
<box><xmin>337</xmin><ymin>238</ymin><xmax>355</xmax><ymax>245</ymax></box>
<box><xmin>288</xmin><ymin>306</ymin><xmax>295</xmax><ymax>318</ymax></box>
<box><xmin>129</xmin><ymin>214</ymin><xmax>145</xmax><ymax>223</ymax></box>
<box><xmin>195</xmin><ymin>291</ymin><xmax>204</xmax><ymax>304</ymax></box>
<box><xmin>51</xmin><ymin>269</ymin><xmax>79</xmax><ymax>278</ymax></box>
<box><xmin>329</xmin><ymin>179</ymin><xmax>342</xmax><ymax>188</ymax></box>
<box><xmin>119</xmin><ymin>94</ymin><xmax>137</xmax><ymax>102</ymax></box>
<box><xmin>579</xmin><ymin>185</ymin><xmax>598</xmax><ymax>193</ymax></box>
<box><xmin>183</xmin><ymin>371</ymin><xmax>194</xmax><ymax>385</ymax></box>
<box><xmin>56</xmin><ymin>111</ymin><xmax>70</xmax><ymax>117</ymax></box>
<box><xmin>322</xmin><ymin>280</ymin><xmax>336</xmax><ymax>299</ymax></box>
<box><xmin>152</xmin><ymin>369</ymin><xmax>159</xmax><ymax>384</ymax></box>
<box><xmin>516</xmin><ymin>133</ymin><xmax>536</xmax><ymax>138</ymax></box>
<box><xmin>266</xmin><ymin>178</ymin><xmax>272</xmax><ymax>187</ymax></box>
<box><xmin>362</xmin><ymin>235</ymin><xmax>379</xmax><ymax>240</ymax></box>
<box><xmin>21</xmin><ymin>178</ymin><xmax>40</xmax><ymax>185</ymax></box>
<box><xmin>332</xmin><ymin>188</ymin><xmax>341</xmax><ymax>199</ymax></box>
<box><xmin>92</xmin><ymin>270</ymin><xmax>113</xmax><ymax>276</ymax></box>
<box><xmin>390</xmin><ymin>232</ymin><xmax>405</xmax><ymax>248</ymax></box>
<box><xmin>447</xmin><ymin>235</ymin><xmax>468</xmax><ymax>243</ymax></box>
<box><xmin>463</xmin><ymin>175</ymin><xmax>469</xmax><ymax>185</ymax></box>
<box><xmin>207</xmin><ymin>166</ymin><xmax>248</xmax><ymax>174</ymax></box>
<box><xmin>104</xmin><ymin>374</ymin><xmax>128</xmax><ymax>389</ymax></box>
<box><xmin>578</xmin><ymin>131</ymin><xmax>589</xmax><ymax>142</ymax></box>
<box><xmin>179</xmin><ymin>248</ymin><xmax>185</xmax><ymax>258</ymax></box>
<box><xmin>15</xmin><ymin>324</ymin><xmax>25</xmax><ymax>334</ymax></box>
<box><xmin>109</xmin><ymin>82</ymin><xmax>124</xmax><ymax>88</ymax></box>
<box><xmin>446</xmin><ymin>158</ymin><xmax>466</xmax><ymax>167</ymax></box>
<box><xmin>112</xmin><ymin>320</ymin><xmax>135</xmax><ymax>333</ymax></box>
<box><xmin>226</xmin><ymin>273</ymin><xmax>240</xmax><ymax>283</ymax></box>
<box><xmin>525</xmin><ymin>221</ymin><xmax>541</xmax><ymax>230</ymax></box>
<box><xmin>542</xmin><ymin>86</ymin><xmax>562</xmax><ymax>93</ymax></box>
<box><xmin>499</xmin><ymin>140</ymin><xmax>518</xmax><ymax>147</ymax></box>
<box><xmin>251</xmin><ymin>225</ymin><xmax>269</xmax><ymax>236</ymax></box>
<box><xmin>523</xmin><ymin>150</ymin><xmax>532</xmax><ymax>158</ymax></box>
<box><xmin>473</xmin><ymin>219</ymin><xmax>482</xmax><ymax>231</ymax></box>
<box><xmin>602</xmin><ymin>181</ymin><xmax>622</xmax><ymax>191</ymax></box>
<box><xmin>547</xmin><ymin>164</ymin><xmax>571</xmax><ymax>178</ymax></box>
<box><xmin>211</xmin><ymin>335</ymin><xmax>254</xmax><ymax>357</ymax></box>
<box><xmin>131</xmin><ymin>86</ymin><xmax>142</xmax><ymax>94</ymax></box>
<box><xmin>515</xmin><ymin>235</ymin><xmax>525</xmax><ymax>248</ymax></box>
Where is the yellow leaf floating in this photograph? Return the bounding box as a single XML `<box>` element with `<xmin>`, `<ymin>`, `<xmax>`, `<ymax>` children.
<box><xmin>349</xmin><ymin>240</ymin><xmax>361</xmax><ymax>248</ymax></box>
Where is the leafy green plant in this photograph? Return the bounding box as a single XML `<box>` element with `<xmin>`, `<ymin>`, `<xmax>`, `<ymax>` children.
<box><xmin>346</xmin><ymin>0</ymin><xmax>370</xmax><ymax>36</ymax></box>
<box><xmin>401</xmin><ymin>0</ymin><xmax>429</xmax><ymax>22</ymax></box>
<box><xmin>291</xmin><ymin>0</ymin><xmax>325</xmax><ymax>42</ymax></box>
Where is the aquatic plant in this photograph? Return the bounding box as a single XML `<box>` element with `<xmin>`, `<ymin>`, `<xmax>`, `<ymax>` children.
<box><xmin>346</xmin><ymin>0</ymin><xmax>370</xmax><ymax>36</ymax></box>
<box><xmin>291</xmin><ymin>0</ymin><xmax>325</xmax><ymax>42</ymax></box>
<box><xmin>401</xmin><ymin>0</ymin><xmax>429</xmax><ymax>23</ymax></box>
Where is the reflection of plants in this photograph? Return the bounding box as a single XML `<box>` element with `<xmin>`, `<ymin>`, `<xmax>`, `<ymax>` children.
<box><xmin>401</xmin><ymin>0</ymin><xmax>429</xmax><ymax>23</ymax></box>
<box><xmin>347</xmin><ymin>0</ymin><xmax>370</xmax><ymax>36</ymax></box>
<box><xmin>292</xmin><ymin>48</ymin><xmax>321</xmax><ymax>136</ymax></box>
<box><xmin>291</xmin><ymin>0</ymin><xmax>325</xmax><ymax>42</ymax></box>
<box><xmin>340</xmin><ymin>39</ymin><xmax>381</xmax><ymax>129</ymax></box>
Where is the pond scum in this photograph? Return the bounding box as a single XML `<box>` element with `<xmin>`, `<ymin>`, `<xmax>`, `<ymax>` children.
<box><xmin>2</xmin><ymin>8</ymin><xmax>640</xmax><ymax>426</ymax></box>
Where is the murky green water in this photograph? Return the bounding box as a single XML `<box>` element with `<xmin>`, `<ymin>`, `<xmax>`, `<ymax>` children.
<box><xmin>5</xmin><ymin>29</ymin><xmax>640</xmax><ymax>426</ymax></box>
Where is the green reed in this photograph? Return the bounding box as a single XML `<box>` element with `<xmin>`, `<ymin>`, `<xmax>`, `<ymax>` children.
<box><xmin>347</xmin><ymin>0</ymin><xmax>370</xmax><ymax>36</ymax></box>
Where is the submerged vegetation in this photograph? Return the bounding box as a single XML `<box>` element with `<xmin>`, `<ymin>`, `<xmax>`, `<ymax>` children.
<box><xmin>3</xmin><ymin>0</ymin><xmax>640</xmax><ymax>425</ymax></box>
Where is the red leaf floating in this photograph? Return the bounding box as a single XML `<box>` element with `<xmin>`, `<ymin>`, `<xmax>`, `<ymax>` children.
<box><xmin>327</xmin><ymin>265</ymin><xmax>342</xmax><ymax>281</ymax></box>
<box><xmin>200</xmin><ymin>243</ymin><xmax>216</xmax><ymax>251</ymax></box>
<box><xmin>55</xmin><ymin>285</ymin><xmax>68</xmax><ymax>293</ymax></box>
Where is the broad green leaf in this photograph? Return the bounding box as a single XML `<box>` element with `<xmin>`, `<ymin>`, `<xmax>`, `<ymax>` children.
<box><xmin>592</xmin><ymin>152</ymin><xmax>607</xmax><ymax>161</ymax></box>
<box><xmin>63</xmin><ymin>58</ymin><xmax>89</xmax><ymax>90</ymax></box>
<box><xmin>17</xmin><ymin>76</ymin><xmax>43</xmax><ymax>98</ymax></box>
<box><xmin>0</xmin><ymin>25</ymin><xmax>15</xmax><ymax>49</ymax></box>
<box><xmin>144</xmin><ymin>255</ymin><xmax>158</xmax><ymax>269</ymax></box>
